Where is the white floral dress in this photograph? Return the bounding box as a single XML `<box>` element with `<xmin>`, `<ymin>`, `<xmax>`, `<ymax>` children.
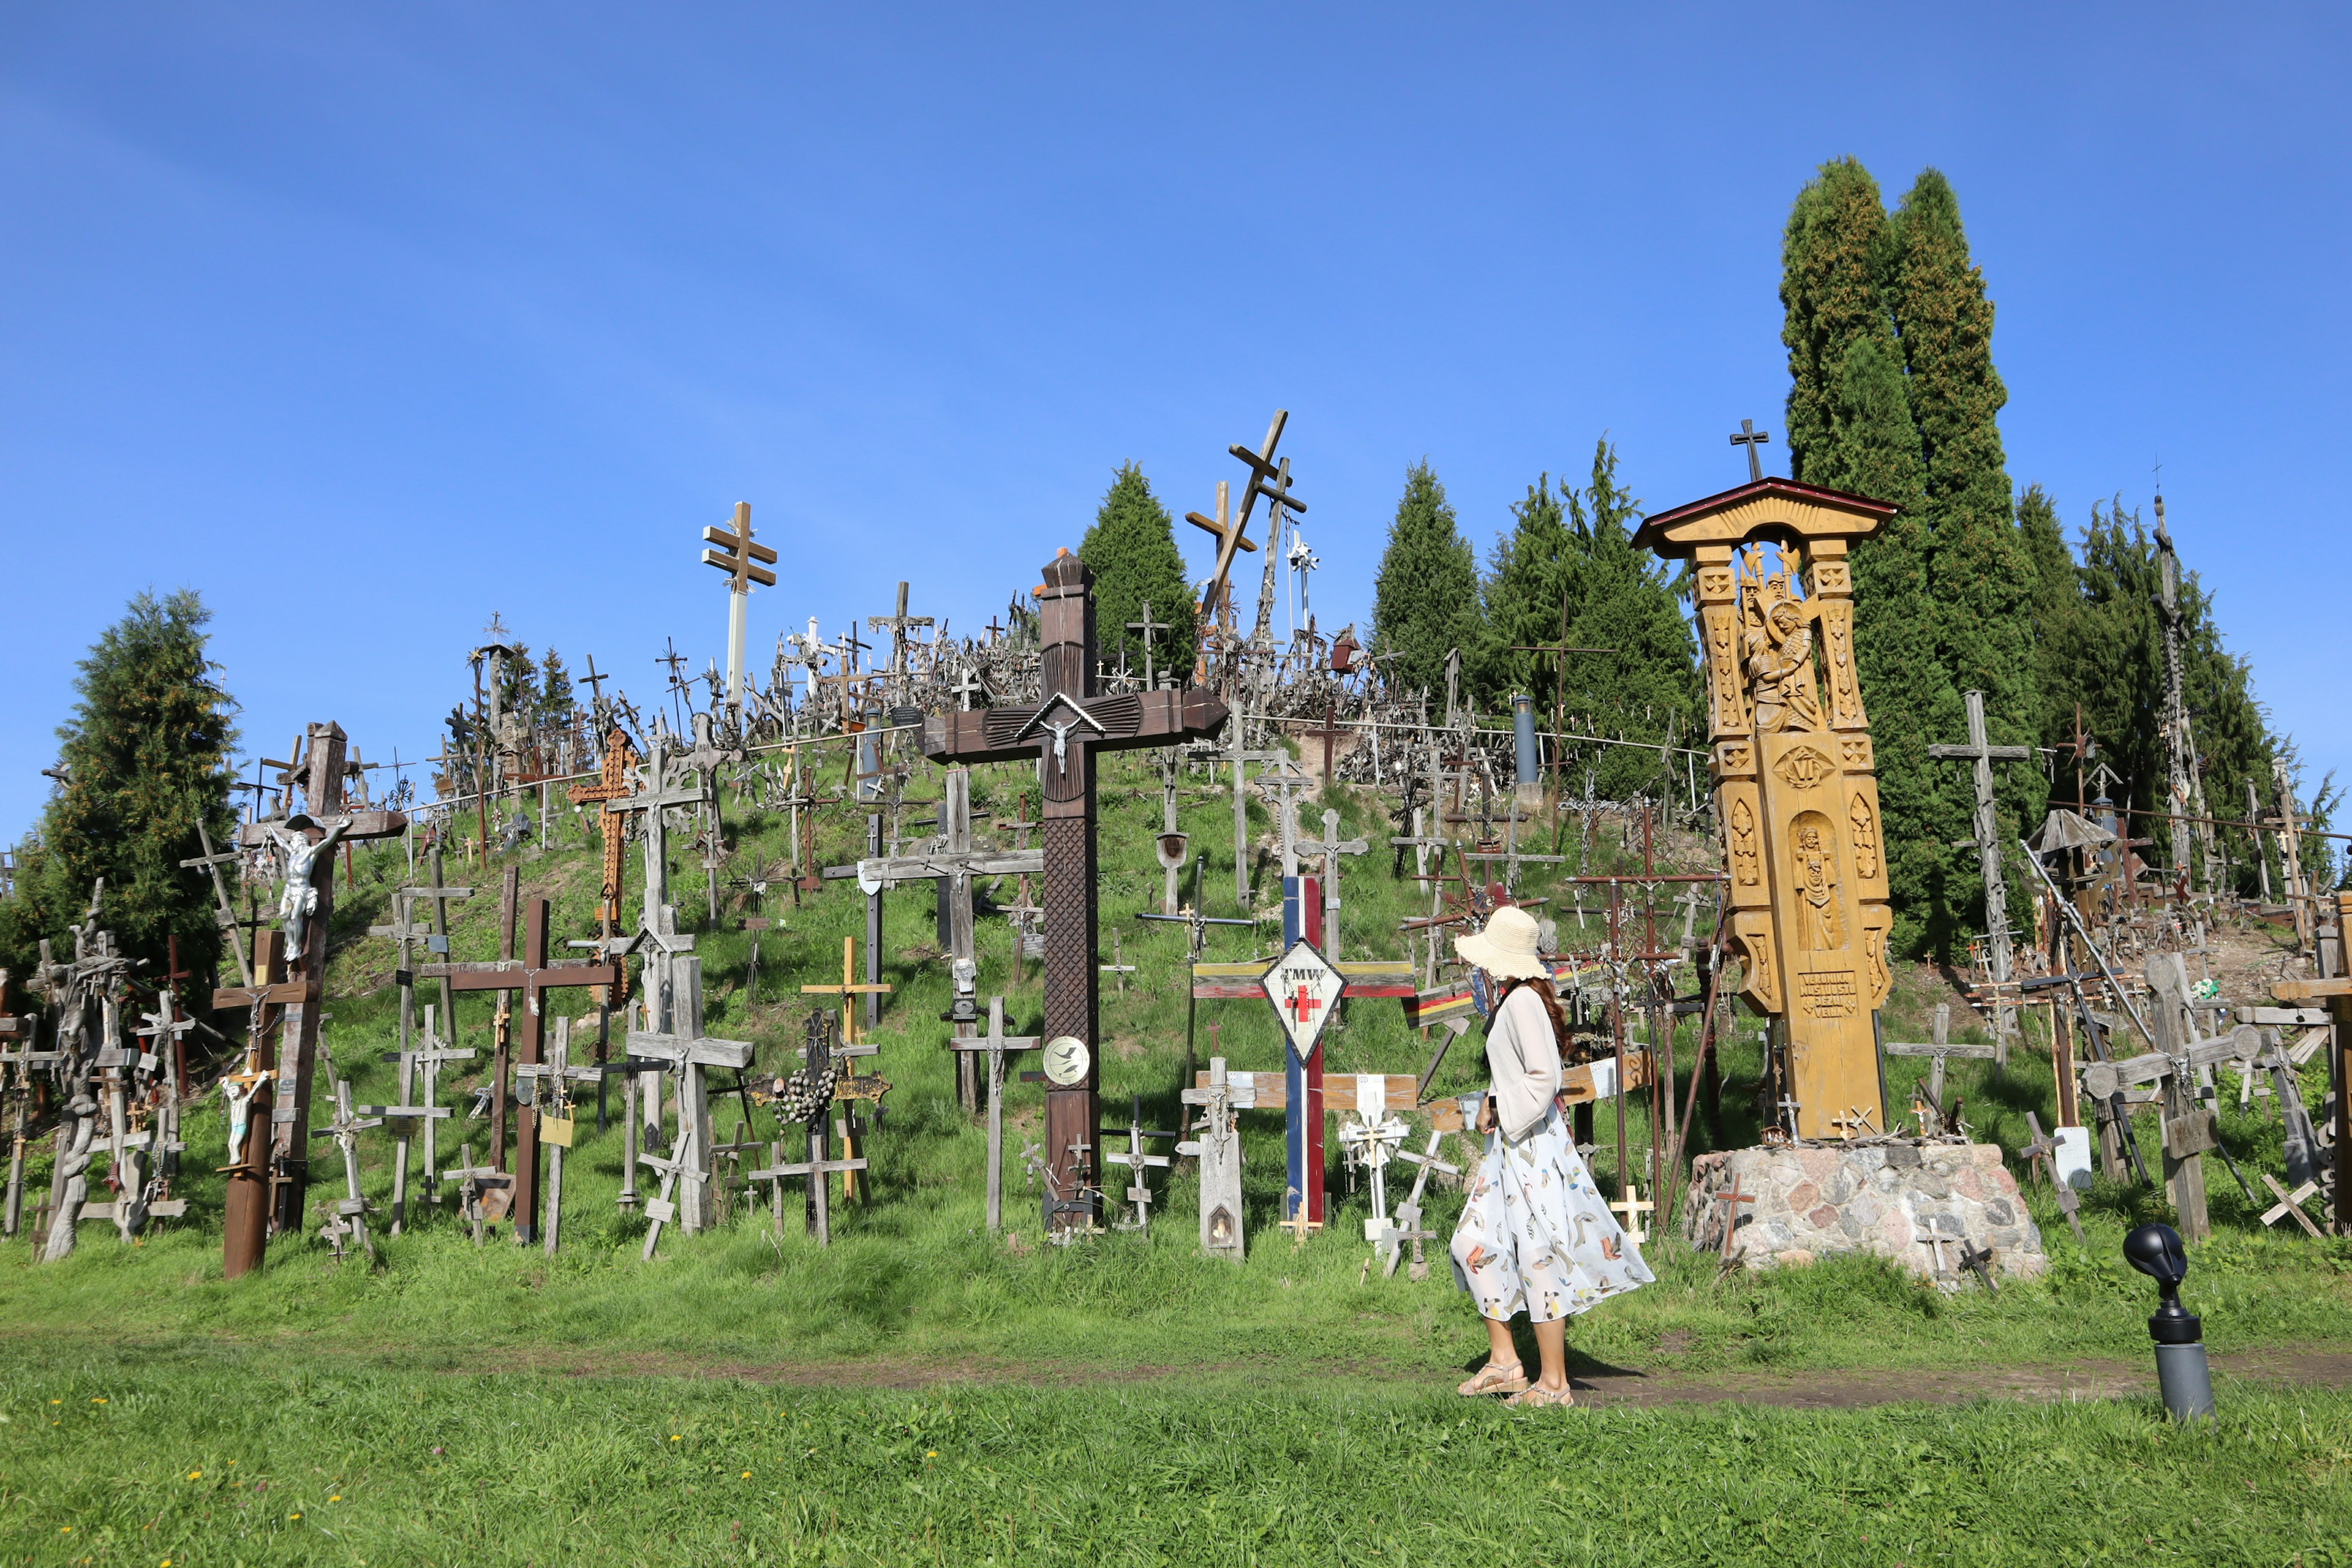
<box><xmin>1450</xmin><ymin>993</ymin><xmax>1654</xmax><ymax>1322</ymax></box>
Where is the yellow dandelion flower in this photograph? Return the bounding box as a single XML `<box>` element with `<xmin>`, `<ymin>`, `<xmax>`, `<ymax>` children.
<box><xmin>289</xmin><ymin>1512</ymin><xmax>302</xmax><ymax>1521</ymax></box>
<box><xmin>59</xmin><ymin>1525</ymin><xmax>72</xmax><ymax>1533</ymax></box>
<box><xmin>329</xmin><ymin>1494</ymin><xmax>343</xmax><ymax>1502</ymax></box>
<box><xmin>741</xmin><ymin>1471</ymin><xmax>752</xmax><ymax>1480</ymax></box>
<box><xmin>925</xmin><ymin>1450</ymin><xmax>938</xmax><ymax>1459</ymax></box>
<box><xmin>669</xmin><ymin>1434</ymin><xmax>681</xmax><ymax>1442</ymax></box>
<box><xmin>187</xmin><ymin>1470</ymin><xmax>202</xmax><ymax>1480</ymax></box>
<box><xmin>91</xmin><ymin>1398</ymin><xmax>107</xmax><ymax>1404</ymax></box>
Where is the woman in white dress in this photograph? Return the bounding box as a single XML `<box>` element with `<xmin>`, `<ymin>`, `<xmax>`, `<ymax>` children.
<box><xmin>1448</xmin><ymin>907</ymin><xmax>1654</xmax><ymax>1407</ymax></box>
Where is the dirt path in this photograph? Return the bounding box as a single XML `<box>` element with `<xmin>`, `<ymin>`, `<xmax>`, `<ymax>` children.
<box><xmin>451</xmin><ymin>1343</ymin><xmax>2352</xmax><ymax>1409</ymax></box>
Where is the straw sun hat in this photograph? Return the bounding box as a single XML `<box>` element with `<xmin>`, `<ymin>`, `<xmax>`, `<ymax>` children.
<box><xmin>1452</xmin><ymin>905</ymin><xmax>1549</xmax><ymax>981</ymax></box>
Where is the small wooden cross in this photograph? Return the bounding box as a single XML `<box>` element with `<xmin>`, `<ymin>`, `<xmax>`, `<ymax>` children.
<box><xmin>1915</xmin><ymin>1215</ymin><xmax>1964</xmax><ymax>1275</ymax></box>
<box><xmin>799</xmin><ymin>935</ymin><xmax>892</xmax><ymax>1046</ymax></box>
<box><xmin>1102</xmin><ymin>1093</ymin><xmax>1177</xmax><ymax>1232</ymax></box>
<box><xmin>1124</xmin><ymin>598</ymin><xmax>1165</xmax><ymax>690</ymax></box>
<box><xmin>1828</xmin><ymin>1106</ymin><xmax>1880</xmax><ymax>1142</ymax></box>
<box><xmin>1713</xmin><ymin>1176</ymin><xmax>1756</xmax><ymax>1264</ymax></box>
<box><xmin>2261</xmin><ymin>1172</ymin><xmax>2324</xmax><ymax>1238</ymax></box>
<box><xmin>1098</xmin><ymin>930</ymin><xmax>1135</xmax><ymax>997</ymax></box>
<box><xmin>1610</xmin><ymin>1183</ymin><xmax>1656</xmax><ymax>1246</ymax></box>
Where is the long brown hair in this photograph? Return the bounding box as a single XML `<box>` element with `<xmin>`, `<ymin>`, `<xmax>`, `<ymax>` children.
<box><xmin>1496</xmin><ymin>974</ymin><xmax>1570</xmax><ymax>1061</ymax></box>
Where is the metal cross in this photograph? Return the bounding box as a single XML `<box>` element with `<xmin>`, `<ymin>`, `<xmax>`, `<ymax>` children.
<box><xmin>1730</xmin><ymin>418</ymin><xmax>1771</xmax><ymax>482</ymax></box>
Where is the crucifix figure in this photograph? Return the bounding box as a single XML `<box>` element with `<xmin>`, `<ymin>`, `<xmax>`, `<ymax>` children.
<box><xmin>1928</xmin><ymin>689</ymin><xmax>2033</xmax><ymax>1053</ymax></box>
<box><xmin>216</xmin><ymin>723</ymin><xmax>407</xmax><ymax>1261</ymax></box>
<box><xmin>1729</xmin><ymin>418</ymin><xmax>1772</xmax><ymax>483</ymax></box>
<box><xmin>922</xmin><ymin>549</ymin><xmax>1229</xmax><ymax>1231</ymax></box>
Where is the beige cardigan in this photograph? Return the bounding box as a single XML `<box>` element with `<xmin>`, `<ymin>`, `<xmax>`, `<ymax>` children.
<box><xmin>1483</xmin><ymin>984</ymin><xmax>1562</xmax><ymax>1141</ymax></box>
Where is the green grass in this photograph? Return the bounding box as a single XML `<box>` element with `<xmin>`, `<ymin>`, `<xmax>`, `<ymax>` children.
<box><xmin>2</xmin><ymin>1343</ymin><xmax>2347</xmax><ymax>1566</ymax></box>
<box><xmin>4</xmin><ymin>744</ymin><xmax>2348</xmax><ymax>1562</ymax></box>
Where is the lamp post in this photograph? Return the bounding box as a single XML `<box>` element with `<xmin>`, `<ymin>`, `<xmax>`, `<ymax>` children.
<box><xmin>2124</xmin><ymin>1221</ymin><xmax>2213</xmax><ymax>1420</ymax></box>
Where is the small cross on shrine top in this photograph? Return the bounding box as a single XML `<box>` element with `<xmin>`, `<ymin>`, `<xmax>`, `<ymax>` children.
<box><xmin>1730</xmin><ymin>419</ymin><xmax>1771</xmax><ymax>482</ymax></box>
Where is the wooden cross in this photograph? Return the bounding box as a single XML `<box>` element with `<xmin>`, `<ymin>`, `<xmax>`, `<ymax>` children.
<box><xmin>2018</xmin><ymin>1110</ymin><xmax>2086</xmax><ymax>1245</ymax></box>
<box><xmin>1712</xmin><ymin>1176</ymin><xmax>1757</xmax><ymax>1264</ymax></box>
<box><xmin>439</xmin><ymin>1141</ymin><xmax>510</xmax><ymax>1247</ymax></box>
<box><xmin>513</xmin><ymin>1016</ymin><xmax>606</xmax><ymax>1254</ymax></box>
<box><xmin>1609</xmin><ymin>1183</ymin><xmax>1656</xmax><ymax>1246</ymax></box>
<box><xmin>1303</xmin><ymin>696</ymin><xmax>1349</xmax><ymax>787</ymax></box>
<box><xmin>799</xmin><ymin>936</ymin><xmax>892</xmax><ymax>1047</ymax></box>
<box><xmin>219</xmin><ymin>722</ymin><xmax>407</xmax><ymax>1251</ymax></box>
<box><xmin>1728</xmin><ymin>418</ymin><xmax>1771</xmax><ymax>482</ymax></box>
<box><xmin>372</xmin><ymin>1001</ymin><xmax>472</xmax><ymax>1225</ymax></box>
<box><xmin>1183</xmin><ymin>479</ymin><xmax>1258</xmax><ymax>627</ymax></box>
<box><xmin>2260</xmin><ymin>1172</ymin><xmax>2324</xmax><ymax>1238</ymax></box>
<box><xmin>867</xmin><ymin>580</ymin><xmax>936</xmax><ymax>680</ymax></box>
<box><xmin>1383</xmin><ymin>1128</ymin><xmax>1460</xmax><ymax>1280</ymax></box>
<box><xmin>1178</xmin><ymin>1055</ymin><xmax>1255</xmax><ymax>1261</ymax></box>
<box><xmin>417</xmin><ymin>896</ymin><xmax>616</xmax><ymax>1243</ymax></box>
<box><xmin>569</xmin><ymin>728</ymin><xmax>639</xmax><ymax>1006</ymax></box>
<box><xmin>1125</xmin><ymin>598</ymin><xmax>1167</xmax><ymax>691</ymax></box>
<box><xmin>177</xmin><ymin>820</ymin><xmax>254</xmax><ymax>986</ymax></box>
<box><xmin>1</xmin><ymin>976</ymin><xmax>62</xmax><ymax>1240</ymax></box>
<box><xmin>1915</xmin><ymin>1215</ymin><xmax>1964</xmax><ymax>1275</ymax></box>
<box><xmin>1218</xmin><ymin>727</ymin><xmax>1284</xmax><ymax>911</ymax></box>
<box><xmin>1099</xmin><ymin>930</ymin><xmax>1134</xmax><ymax>996</ymax></box>
<box><xmin>307</xmin><ymin>1079</ymin><xmax>383</xmax><ymax>1264</ymax></box>
<box><xmin>628</xmin><ymin>962</ymin><xmax>754</xmax><ymax>1247</ymax></box>
<box><xmin>1296</xmin><ymin>807</ymin><xmax>1369</xmax><ymax>960</ymax></box>
<box><xmin>946</xmin><ymin>997</ymin><xmax>1040</xmax><ymax>1231</ymax></box>
<box><xmin>1929</xmin><ymin>691</ymin><xmax>2034</xmax><ymax>1056</ymax></box>
<box><xmin>1102</xmin><ymin>1093</ymin><xmax>1178</xmax><ymax>1231</ymax></box>
<box><xmin>1883</xmin><ymin>1004</ymin><xmax>1997</xmax><ymax>1134</ymax></box>
<box><xmin>921</xmin><ymin>548</ymin><xmax>1229</xmax><ymax>1230</ymax></box>
<box><xmin>701</xmin><ymin>501</ymin><xmax>777</xmax><ymax>718</ymax></box>
<box><xmin>1828</xmin><ymin>1106</ymin><xmax>1880</xmax><ymax>1141</ymax></box>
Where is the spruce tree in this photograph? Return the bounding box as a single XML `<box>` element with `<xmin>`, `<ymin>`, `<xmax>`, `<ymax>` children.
<box><xmin>1371</xmin><ymin>461</ymin><xmax>1485</xmax><ymax>706</ymax></box>
<box><xmin>1556</xmin><ymin>442</ymin><xmax>1704</xmax><ymax>799</ymax></box>
<box><xmin>1477</xmin><ymin>473</ymin><xmax>1574</xmax><ymax>703</ymax></box>
<box><xmin>0</xmin><ymin>591</ymin><xmax>239</xmax><ymax>989</ymax></box>
<box><xmin>2016</xmin><ymin>483</ymin><xmax>2079</xmax><ymax>750</ymax></box>
<box><xmin>1077</xmin><ymin>462</ymin><xmax>1197</xmax><ymax>685</ymax></box>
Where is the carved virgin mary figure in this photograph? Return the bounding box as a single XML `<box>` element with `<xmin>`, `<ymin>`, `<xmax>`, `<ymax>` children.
<box><xmin>1794</xmin><ymin>820</ymin><xmax>1843</xmax><ymax>950</ymax></box>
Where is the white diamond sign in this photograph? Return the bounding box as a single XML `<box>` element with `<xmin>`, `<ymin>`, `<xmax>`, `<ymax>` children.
<box><xmin>1261</xmin><ymin>940</ymin><xmax>1344</xmax><ymax>1060</ymax></box>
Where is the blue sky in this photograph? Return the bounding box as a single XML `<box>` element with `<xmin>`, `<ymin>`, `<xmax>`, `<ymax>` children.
<box><xmin>3</xmin><ymin>4</ymin><xmax>2346</xmax><ymax>839</ymax></box>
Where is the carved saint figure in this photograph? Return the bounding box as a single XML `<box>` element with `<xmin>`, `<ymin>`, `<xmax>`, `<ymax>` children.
<box><xmin>1744</xmin><ymin>598</ymin><xmax>1823</xmax><ymax>734</ymax></box>
<box><xmin>1793</xmin><ymin>820</ymin><xmax>1843</xmax><ymax>950</ymax></box>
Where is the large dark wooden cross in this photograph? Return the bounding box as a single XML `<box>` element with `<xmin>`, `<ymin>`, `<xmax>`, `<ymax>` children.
<box><xmin>418</xmin><ymin>895</ymin><xmax>616</xmax><ymax>1243</ymax></box>
<box><xmin>922</xmin><ymin>549</ymin><xmax>1227</xmax><ymax>1230</ymax></box>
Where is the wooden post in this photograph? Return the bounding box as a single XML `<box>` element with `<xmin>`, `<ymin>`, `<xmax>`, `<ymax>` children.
<box><xmin>2333</xmin><ymin>893</ymin><xmax>2352</xmax><ymax>1236</ymax></box>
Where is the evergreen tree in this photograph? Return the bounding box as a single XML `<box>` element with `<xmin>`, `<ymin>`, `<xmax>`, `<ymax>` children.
<box><xmin>1477</xmin><ymin>473</ymin><xmax>1575</xmax><ymax>702</ymax></box>
<box><xmin>1556</xmin><ymin>442</ymin><xmax>1704</xmax><ymax>800</ymax></box>
<box><xmin>2040</xmin><ymin>499</ymin><xmax>2280</xmax><ymax>891</ymax></box>
<box><xmin>1077</xmin><ymin>462</ymin><xmax>1197</xmax><ymax>685</ymax></box>
<box><xmin>1888</xmin><ymin>168</ymin><xmax>2046</xmax><ymax>941</ymax></box>
<box><xmin>537</xmin><ymin>649</ymin><xmax>576</xmax><ymax>733</ymax></box>
<box><xmin>1371</xmin><ymin>461</ymin><xmax>1484</xmax><ymax>706</ymax></box>
<box><xmin>2016</xmin><ymin>484</ymin><xmax>2076</xmax><ymax>710</ymax></box>
<box><xmin>0</xmin><ymin>591</ymin><xmax>239</xmax><ymax>989</ymax></box>
<box><xmin>1781</xmin><ymin>158</ymin><xmax>1963</xmax><ymax>954</ymax></box>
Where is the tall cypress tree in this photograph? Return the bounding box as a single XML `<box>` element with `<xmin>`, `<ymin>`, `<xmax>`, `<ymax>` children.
<box><xmin>0</xmin><ymin>591</ymin><xmax>240</xmax><ymax>989</ymax></box>
<box><xmin>1781</xmin><ymin>158</ymin><xmax>1962</xmax><ymax>954</ymax></box>
<box><xmin>1371</xmin><ymin>461</ymin><xmax>1484</xmax><ymax>705</ymax></box>
<box><xmin>1888</xmin><ymin>168</ymin><xmax>2046</xmax><ymax>939</ymax></box>
<box><xmin>2016</xmin><ymin>483</ymin><xmax>2079</xmax><ymax>751</ymax></box>
<box><xmin>1078</xmin><ymin>462</ymin><xmax>1197</xmax><ymax>685</ymax></box>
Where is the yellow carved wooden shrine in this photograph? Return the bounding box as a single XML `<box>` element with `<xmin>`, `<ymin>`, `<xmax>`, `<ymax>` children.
<box><xmin>1634</xmin><ymin>478</ymin><xmax>1898</xmax><ymax>1140</ymax></box>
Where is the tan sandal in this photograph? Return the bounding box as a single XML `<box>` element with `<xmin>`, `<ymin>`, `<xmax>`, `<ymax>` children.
<box><xmin>1457</xmin><ymin>1362</ymin><xmax>1529</xmax><ymax>1396</ymax></box>
<box><xmin>1504</xmin><ymin>1382</ymin><xmax>1577</xmax><ymax>1409</ymax></box>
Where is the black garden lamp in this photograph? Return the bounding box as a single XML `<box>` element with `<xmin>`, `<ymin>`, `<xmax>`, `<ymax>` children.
<box><xmin>2123</xmin><ymin>1222</ymin><xmax>2213</xmax><ymax>1421</ymax></box>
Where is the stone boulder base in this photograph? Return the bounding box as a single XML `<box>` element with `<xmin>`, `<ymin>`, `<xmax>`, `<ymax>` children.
<box><xmin>1684</xmin><ymin>1142</ymin><xmax>2047</xmax><ymax>1281</ymax></box>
